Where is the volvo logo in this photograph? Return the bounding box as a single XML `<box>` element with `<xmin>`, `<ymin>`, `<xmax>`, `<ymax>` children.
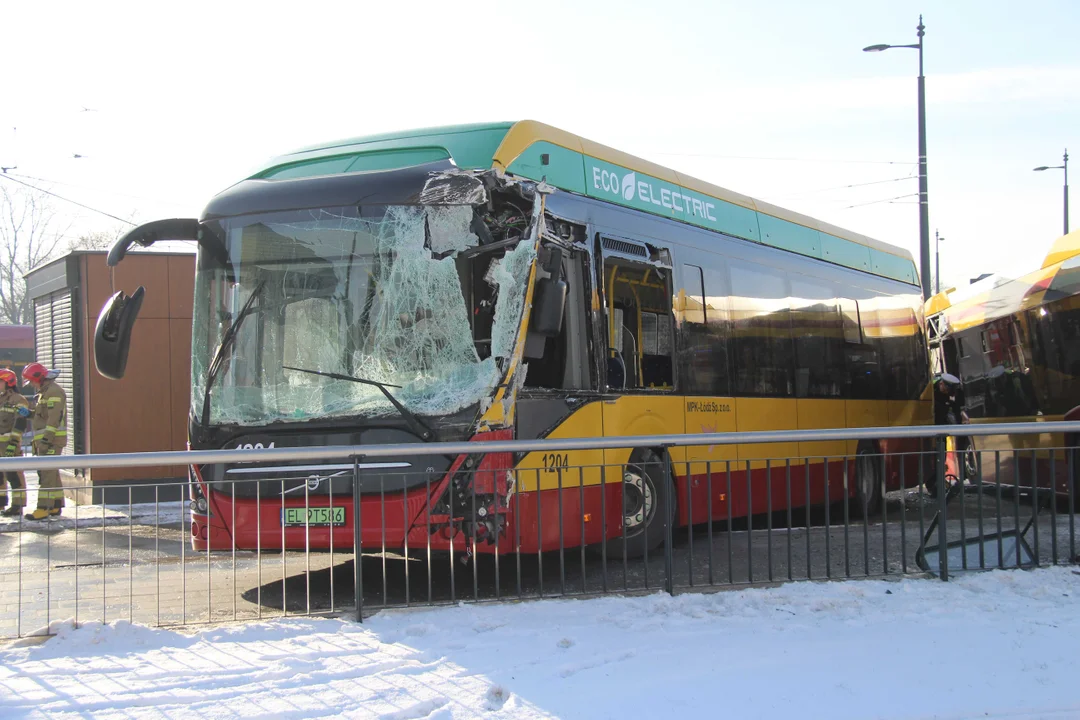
<box><xmin>282</xmin><ymin>475</ymin><xmax>323</xmax><ymax>495</ymax></box>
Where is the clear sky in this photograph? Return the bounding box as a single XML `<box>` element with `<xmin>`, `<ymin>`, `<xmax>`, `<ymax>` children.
<box><xmin>2</xmin><ymin>0</ymin><xmax>1077</xmax><ymax>289</ymax></box>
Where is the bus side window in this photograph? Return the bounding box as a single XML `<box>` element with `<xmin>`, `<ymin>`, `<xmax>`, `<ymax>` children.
<box><xmin>941</xmin><ymin>336</ymin><xmax>962</xmax><ymax>386</ymax></box>
<box><xmin>841</xmin><ymin>297</ymin><xmax>884</xmax><ymax>401</ymax></box>
<box><xmin>604</xmin><ymin>255</ymin><xmax>674</xmax><ymax>390</ymax></box>
<box><xmin>700</xmin><ymin>267</ymin><xmax>732</xmax><ymax>396</ymax></box>
<box><xmin>729</xmin><ymin>260</ymin><xmax>794</xmax><ymax>397</ymax></box>
<box><xmin>523</xmin><ymin>248</ymin><xmax>592</xmax><ymax>391</ymax></box>
<box><xmin>677</xmin><ymin>263</ymin><xmax>731</xmax><ymax>396</ymax></box>
<box><xmin>790</xmin><ymin>276</ymin><xmax>845</xmax><ymax>398</ymax></box>
<box><xmin>882</xmin><ymin>308</ymin><xmax>926</xmax><ymax>401</ymax></box>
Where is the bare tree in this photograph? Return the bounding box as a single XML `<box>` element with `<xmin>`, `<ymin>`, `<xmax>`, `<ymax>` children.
<box><xmin>69</xmin><ymin>226</ymin><xmax>126</xmax><ymax>252</ymax></box>
<box><xmin>0</xmin><ymin>184</ymin><xmax>67</xmax><ymax>325</ymax></box>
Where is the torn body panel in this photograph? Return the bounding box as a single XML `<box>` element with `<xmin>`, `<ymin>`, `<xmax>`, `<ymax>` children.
<box><xmin>476</xmin><ymin>180</ymin><xmax>551</xmax><ymax>432</ymax></box>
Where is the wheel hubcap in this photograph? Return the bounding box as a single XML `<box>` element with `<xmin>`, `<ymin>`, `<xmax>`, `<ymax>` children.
<box><xmin>623</xmin><ymin>469</ymin><xmax>654</xmax><ymax>532</ymax></box>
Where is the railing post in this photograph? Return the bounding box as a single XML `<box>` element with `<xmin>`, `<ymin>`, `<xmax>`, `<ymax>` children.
<box><xmin>935</xmin><ymin>434</ymin><xmax>948</xmax><ymax>581</ymax></box>
<box><xmin>352</xmin><ymin>455</ymin><xmax>363</xmax><ymax>623</ymax></box>
<box><xmin>661</xmin><ymin>447</ymin><xmax>675</xmax><ymax>596</ymax></box>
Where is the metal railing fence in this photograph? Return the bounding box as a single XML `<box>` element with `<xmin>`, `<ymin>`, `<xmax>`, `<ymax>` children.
<box><xmin>0</xmin><ymin>421</ymin><xmax>1076</xmax><ymax>640</ymax></box>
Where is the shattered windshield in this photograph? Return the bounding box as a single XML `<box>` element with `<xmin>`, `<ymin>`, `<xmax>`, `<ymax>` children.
<box><xmin>191</xmin><ymin>204</ymin><xmax>536</xmax><ymax>426</ymax></box>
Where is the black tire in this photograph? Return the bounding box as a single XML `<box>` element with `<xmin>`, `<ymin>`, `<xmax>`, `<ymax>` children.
<box><xmin>604</xmin><ymin>450</ymin><xmax>674</xmax><ymax>560</ymax></box>
<box><xmin>852</xmin><ymin>441</ymin><xmax>883</xmax><ymax>519</ymax></box>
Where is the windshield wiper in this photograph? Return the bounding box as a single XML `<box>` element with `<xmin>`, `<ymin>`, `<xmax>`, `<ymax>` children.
<box><xmin>200</xmin><ymin>279</ymin><xmax>266</xmax><ymax>426</ymax></box>
<box><xmin>282</xmin><ymin>366</ymin><xmax>434</xmax><ymax>441</ymax></box>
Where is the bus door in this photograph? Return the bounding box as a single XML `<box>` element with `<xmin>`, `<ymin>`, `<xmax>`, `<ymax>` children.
<box><xmin>595</xmin><ymin>234</ymin><xmax>684</xmax><ymax>482</ymax></box>
<box><xmin>512</xmin><ymin>232</ymin><xmax>606</xmax><ymax>494</ymax></box>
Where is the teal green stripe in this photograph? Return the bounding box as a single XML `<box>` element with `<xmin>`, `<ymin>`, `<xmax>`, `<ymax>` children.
<box><xmin>510</xmin><ymin>144</ymin><xmax>916</xmax><ymax>285</ymax></box>
<box><xmin>506</xmin><ymin>141</ymin><xmax>586</xmax><ymax>194</ymax></box>
<box><xmin>251</xmin><ymin>124</ymin><xmax>513</xmax><ymax>180</ymax></box>
<box><xmin>758</xmin><ymin>214</ymin><xmax>822</xmax><ymax>259</ymax></box>
<box><xmin>821</xmin><ymin>234</ymin><xmax>872</xmax><ymax>273</ymax></box>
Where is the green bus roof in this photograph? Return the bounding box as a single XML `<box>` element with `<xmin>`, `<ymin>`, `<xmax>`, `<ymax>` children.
<box><xmin>247</xmin><ymin>121</ymin><xmax>919</xmax><ymax>286</ymax></box>
<box><xmin>249</xmin><ymin>122</ymin><xmax>515</xmax><ymax>180</ymax></box>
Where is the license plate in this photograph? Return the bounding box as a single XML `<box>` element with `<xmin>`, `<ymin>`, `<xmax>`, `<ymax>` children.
<box><xmin>281</xmin><ymin>507</ymin><xmax>346</xmax><ymax>527</ymax></box>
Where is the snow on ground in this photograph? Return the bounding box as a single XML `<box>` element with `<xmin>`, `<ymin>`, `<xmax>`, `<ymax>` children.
<box><xmin>1</xmin><ymin>567</ymin><xmax>1079</xmax><ymax>720</ymax></box>
<box><xmin>0</xmin><ymin>473</ymin><xmax>184</xmax><ymax>532</ymax></box>
<box><xmin>0</xmin><ymin>500</ymin><xmax>185</xmax><ymax>533</ymax></box>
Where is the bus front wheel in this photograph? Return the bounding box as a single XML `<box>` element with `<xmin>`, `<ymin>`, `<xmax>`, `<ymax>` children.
<box><xmin>605</xmin><ymin>450</ymin><xmax>673</xmax><ymax>560</ymax></box>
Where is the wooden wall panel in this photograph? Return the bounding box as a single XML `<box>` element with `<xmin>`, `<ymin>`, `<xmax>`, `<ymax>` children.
<box><xmin>83</xmin><ymin>253</ymin><xmax>114</xmax><ymax>327</ymax></box>
<box><xmin>88</xmin><ymin>318</ymin><xmax>174</xmax><ymax>481</ymax></box>
<box><xmin>80</xmin><ymin>256</ymin><xmax>97</xmax><ymax>458</ymax></box>
<box><xmin>112</xmin><ymin>255</ymin><xmax>171</xmax><ymax>319</ymax></box>
<box><xmin>79</xmin><ymin>253</ymin><xmax>195</xmax><ymax>483</ymax></box>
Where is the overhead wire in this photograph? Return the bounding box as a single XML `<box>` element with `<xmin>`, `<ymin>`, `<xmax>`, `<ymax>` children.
<box><xmin>6</xmin><ymin>171</ymin><xmax>189</xmax><ymax>209</ymax></box>
<box><xmin>643</xmin><ymin>150</ymin><xmax>916</xmax><ymax>166</ymax></box>
<box><xmin>0</xmin><ymin>172</ymin><xmax>137</xmax><ymax>226</ymax></box>
<box><xmin>841</xmin><ymin>193</ymin><xmax>919</xmax><ymax>210</ymax></box>
<box><xmin>761</xmin><ymin>174</ymin><xmax>915</xmax><ymax>201</ymax></box>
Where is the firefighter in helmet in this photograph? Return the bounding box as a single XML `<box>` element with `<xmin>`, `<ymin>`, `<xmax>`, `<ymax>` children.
<box><xmin>22</xmin><ymin>362</ymin><xmax>67</xmax><ymax>520</ymax></box>
<box><xmin>0</xmin><ymin>368</ymin><xmax>30</xmax><ymax>517</ymax></box>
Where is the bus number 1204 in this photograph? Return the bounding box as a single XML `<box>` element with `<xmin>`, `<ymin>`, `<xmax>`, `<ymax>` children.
<box><xmin>542</xmin><ymin>453</ymin><xmax>569</xmax><ymax>473</ymax></box>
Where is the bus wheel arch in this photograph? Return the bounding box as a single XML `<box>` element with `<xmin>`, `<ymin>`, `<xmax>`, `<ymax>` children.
<box><xmin>605</xmin><ymin>447</ymin><xmax>675</xmax><ymax>560</ymax></box>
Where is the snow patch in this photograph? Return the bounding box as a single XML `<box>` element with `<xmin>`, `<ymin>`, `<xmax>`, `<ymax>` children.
<box><xmin>4</xmin><ymin>568</ymin><xmax>1080</xmax><ymax>719</ymax></box>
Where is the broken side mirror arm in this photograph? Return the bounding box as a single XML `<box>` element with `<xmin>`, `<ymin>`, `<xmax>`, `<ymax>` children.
<box><xmin>107</xmin><ymin>218</ymin><xmax>201</xmax><ymax>266</ymax></box>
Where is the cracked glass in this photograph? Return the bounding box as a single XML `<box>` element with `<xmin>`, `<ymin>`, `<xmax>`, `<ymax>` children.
<box><xmin>191</xmin><ymin>204</ymin><xmax>535</xmax><ymax>426</ymax></box>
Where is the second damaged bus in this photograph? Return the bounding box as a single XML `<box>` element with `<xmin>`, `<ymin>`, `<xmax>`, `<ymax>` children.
<box><xmin>926</xmin><ymin>229</ymin><xmax>1080</xmax><ymax>503</ymax></box>
<box><xmin>94</xmin><ymin>120</ymin><xmax>931</xmax><ymax>556</ymax></box>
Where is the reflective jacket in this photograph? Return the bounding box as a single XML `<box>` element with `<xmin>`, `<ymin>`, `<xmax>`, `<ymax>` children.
<box><xmin>31</xmin><ymin>380</ymin><xmax>67</xmax><ymax>448</ymax></box>
<box><xmin>0</xmin><ymin>388</ymin><xmax>28</xmax><ymax>455</ymax></box>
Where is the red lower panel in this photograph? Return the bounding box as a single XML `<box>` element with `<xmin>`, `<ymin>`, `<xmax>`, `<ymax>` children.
<box><xmin>192</xmin><ymin>485</ymin><xmax>436</xmax><ymax>552</ymax></box>
<box><xmin>880</xmin><ymin>438</ymin><xmax>930</xmax><ymax>491</ymax></box>
<box><xmin>674</xmin><ymin>460</ymin><xmax>852</xmax><ymax>527</ymax></box>
<box><xmin>186</xmin><ymin>438</ymin><xmax>944</xmax><ymax>553</ymax></box>
<box><xmin>192</xmin><ymin>457</ymin><xmax>890</xmax><ymax>553</ymax></box>
<box><xmin>191</xmin><ymin>484</ymin><xmax>616</xmax><ymax>554</ymax></box>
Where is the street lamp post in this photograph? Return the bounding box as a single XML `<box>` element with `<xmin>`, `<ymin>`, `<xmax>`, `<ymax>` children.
<box><xmin>935</xmin><ymin>230</ymin><xmax>943</xmax><ymax>294</ymax></box>
<box><xmin>1033</xmin><ymin>149</ymin><xmax>1069</xmax><ymax>236</ymax></box>
<box><xmin>864</xmin><ymin>15</ymin><xmax>931</xmax><ymax>301</ymax></box>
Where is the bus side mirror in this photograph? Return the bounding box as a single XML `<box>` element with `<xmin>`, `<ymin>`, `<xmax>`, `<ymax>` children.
<box><xmin>94</xmin><ymin>287</ymin><xmax>145</xmax><ymax>380</ymax></box>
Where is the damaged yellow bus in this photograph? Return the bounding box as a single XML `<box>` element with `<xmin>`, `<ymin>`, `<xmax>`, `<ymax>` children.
<box><xmin>926</xmin><ymin>229</ymin><xmax>1080</xmax><ymax>504</ymax></box>
<box><xmin>95</xmin><ymin>120</ymin><xmax>931</xmax><ymax>556</ymax></box>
